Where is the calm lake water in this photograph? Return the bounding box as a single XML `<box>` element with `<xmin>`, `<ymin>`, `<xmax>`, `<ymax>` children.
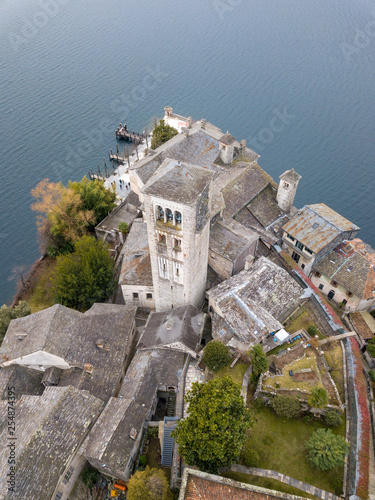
<box><xmin>0</xmin><ymin>0</ymin><xmax>375</xmax><ymax>305</ymax></box>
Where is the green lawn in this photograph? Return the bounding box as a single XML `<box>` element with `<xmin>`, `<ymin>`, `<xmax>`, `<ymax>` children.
<box><xmin>213</xmin><ymin>361</ymin><xmax>249</xmax><ymax>385</ymax></box>
<box><xmin>243</xmin><ymin>403</ymin><xmax>345</xmax><ymax>494</ymax></box>
<box><xmin>285</xmin><ymin>311</ymin><xmax>325</xmax><ymax>339</ymax></box>
<box><xmin>263</xmin><ymin>355</ymin><xmax>324</xmax><ymax>392</ymax></box>
<box><xmin>222</xmin><ymin>471</ymin><xmax>320</xmax><ymax>500</ymax></box>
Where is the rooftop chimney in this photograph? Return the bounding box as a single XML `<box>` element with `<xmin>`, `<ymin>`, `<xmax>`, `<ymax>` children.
<box><xmin>187</xmin><ymin>116</ymin><xmax>193</xmax><ymax>129</ymax></box>
<box><xmin>201</xmin><ymin>119</ymin><xmax>206</xmax><ymax>130</ymax></box>
<box><xmin>240</xmin><ymin>139</ymin><xmax>247</xmax><ymax>154</ymax></box>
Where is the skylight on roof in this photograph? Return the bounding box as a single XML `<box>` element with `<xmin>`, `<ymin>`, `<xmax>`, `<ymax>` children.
<box><xmin>312</xmin><ymin>222</ymin><xmax>319</xmax><ymax>229</ymax></box>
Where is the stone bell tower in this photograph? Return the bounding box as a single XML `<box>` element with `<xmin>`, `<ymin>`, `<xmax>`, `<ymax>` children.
<box><xmin>142</xmin><ymin>160</ymin><xmax>214</xmax><ymax>312</ymax></box>
<box><xmin>277</xmin><ymin>168</ymin><xmax>301</xmax><ymax>213</ymax></box>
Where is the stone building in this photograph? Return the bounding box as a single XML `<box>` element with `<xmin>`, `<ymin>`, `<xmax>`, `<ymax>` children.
<box><xmin>0</xmin><ymin>303</ymin><xmax>137</xmax><ymax>402</ymax></box>
<box><xmin>281</xmin><ymin>203</ymin><xmax>360</xmax><ymax>275</ymax></box>
<box><xmin>127</xmin><ymin>107</ymin><xmax>300</xmax><ymax>312</ymax></box>
<box><xmin>207</xmin><ymin>256</ymin><xmax>304</xmax><ymax>353</ymax></box>
<box><xmin>0</xmin><ymin>386</ymin><xmax>102</xmax><ymax>500</ymax></box>
<box><xmin>311</xmin><ymin>238</ymin><xmax>375</xmax><ymax>312</ymax></box>
<box><xmin>143</xmin><ymin>159</ymin><xmax>214</xmax><ymax>311</ymax></box>
<box><xmin>119</xmin><ymin>219</ymin><xmax>154</xmax><ymax>309</ymax></box>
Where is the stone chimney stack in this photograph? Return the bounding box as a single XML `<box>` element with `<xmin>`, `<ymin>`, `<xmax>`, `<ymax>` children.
<box><xmin>276</xmin><ymin>168</ymin><xmax>302</xmax><ymax>213</ymax></box>
<box><xmin>240</xmin><ymin>139</ymin><xmax>247</xmax><ymax>154</ymax></box>
<box><xmin>201</xmin><ymin>119</ymin><xmax>206</xmax><ymax>130</ymax></box>
<box><xmin>219</xmin><ymin>132</ymin><xmax>236</xmax><ymax>164</ymax></box>
<box><xmin>187</xmin><ymin>117</ymin><xmax>193</xmax><ymax>129</ymax></box>
<box><xmin>182</xmin><ymin>127</ymin><xmax>189</xmax><ymax>137</ymax></box>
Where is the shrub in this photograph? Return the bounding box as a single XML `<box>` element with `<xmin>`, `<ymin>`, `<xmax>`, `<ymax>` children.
<box><xmin>118</xmin><ymin>222</ymin><xmax>129</xmax><ymax>234</ymax></box>
<box><xmin>139</xmin><ymin>455</ymin><xmax>147</xmax><ymax>467</ymax></box>
<box><xmin>81</xmin><ymin>465</ymin><xmax>99</xmax><ymax>489</ymax></box>
<box><xmin>127</xmin><ymin>466</ymin><xmax>169</xmax><ymax>500</ymax></box>
<box><xmin>324</xmin><ymin>411</ymin><xmax>342</xmax><ymax>427</ymax></box>
<box><xmin>202</xmin><ymin>341</ymin><xmax>232</xmax><ymax>372</ymax></box>
<box><xmin>305</xmin><ymin>428</ymin><xmax>349</xmax><ymax>471</ymax></box>
<box><xmin>0</xmin><ymin>302</ymin><xmax>31</xmax><ymax>345</ymax></box>
<box><xmin>369</xmin><ymin>370</ymin><xmax>375</xmax><ymax>382</ymax></box>
<box><xmin>243</xmin><ymin>448</ymin><xmax>260</xmax><ymax>467</ymax></box>
<box><xmin>307</xmin><ymin>325</ymin><xmax>318</xmax><ymax>336</ymax></box>
<box><xmin>151</xmin><ymin>120</ymin><xmax>178</xmax><ymax>150</ymax></box>
<box><xmin>249</xmin><ymin>344</ymin><xmax>268</xmax><ymax>381</ymax></box>
<box><xmin>308</xmin><ymin>387</ymin><xmax>329</xmax><ymax>409</ymax></box>
<box><xmin>302</xmin><ymin>415</ymin><xmax>311</xmax><ymax>424</ymax></box>
<box><xmin>366</xmin><ymin>340</ymin><xmax>375</xmax><ymax>358</ymax></box>
<box><xmin>270</xmin><ymin>394</ymin><xmax>300</xmax><ymax>419</ymax></box>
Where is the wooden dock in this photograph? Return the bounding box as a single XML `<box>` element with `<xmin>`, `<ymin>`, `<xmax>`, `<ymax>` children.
<box><xmin>115</xmin><ymin>123</ymin><xmax>146</xmax><ymax>142</ymax></box>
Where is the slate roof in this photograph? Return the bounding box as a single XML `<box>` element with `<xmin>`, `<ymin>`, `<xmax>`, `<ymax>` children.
<box><xmin>137</xmin><ymin>305</ymin><xmax>205</xmax><ymax>351</ymax></box>
<box><xmin>0</xmin><ymin>386</ymin><xmax>102</xmax><ymax>500</ymax></box>
<box><xmin>246</xmin><ymin>184</ymin><xmax>283</xmax><ymax>228</ymax></box>
<box><xmin>219</xmin><ymin>132</ymin><xmax>236</xmax><ymax>145</ymax></box>
<box><xmin>0</xmin><ymin>365</ymin><xmax>44</xmax><ymax>400</ymax></box>
<box><xmin>313</xmin><ymin>239</ymin><xmax>375</xmax><ymax>300</ymax></box>
<box><xmin>1</xmin><ymin>303</ymin><xmax>136</xmax><ymax>402</ymax></box>
<box><xmin>282</xmin><ymin>204</ymin><xmax>360</xmax><ymax>254</ymax></box>
<box><xmin>143</xmin><ymin>161</ymin><xmax>213</xmax><ymax>206</ymax></box>
<box><xmin>221</xmin><ymin>165</ymin><xmax>276</xmax><ymax>218</ymax></box>
<box><xmin>209</xmin><ymin>257</ymin><xmax>303</xmax><ymax>322</ymax></box>
<box><xmin>119</xmin><ymin>219</ymin><xmax>153</xmax><ymax>287</ymax></box>
<box><xmin>280</xmin><ymin>168</ymin><xmax>302</xmax><ymax>184</ymax></box>
<box><xmin>80</xmin><ymin>398</ymin><xmax>146</xmax><ymax>478</ymax></box>
<box><xmin>209</xmin><ymin>220</ymin><xmax>257</xmax><ymax>262</ymax></box>
<box><xmin>179</xmin><ymin>469</ymin><xmax>308</xmax><ymax>500</ymax></box>
<box><xmin>118</xmin><ymin>348</ymin><xmax>186</xmax><ymax>409</ymax></box>
<box><xmin>350</xmin><ymin>312</ymin><xmax>374</xmax><ymax>340</ymax></box>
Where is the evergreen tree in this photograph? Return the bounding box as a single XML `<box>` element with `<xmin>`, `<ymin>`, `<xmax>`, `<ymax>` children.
<box><xmin>173</xmin><ymin>376</ymin><xmax>254</xmax><ymax>473</ymax></box>
<box><xmin>305</xmin><ymin>429</ymin><xmax>349</xmax><ymax>471</ymax></box>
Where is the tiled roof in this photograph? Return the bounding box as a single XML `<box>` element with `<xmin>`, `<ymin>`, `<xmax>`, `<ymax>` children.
<box><xmin>119</xmin><ymin>219</ymin><xmax>153</xmax><ymax>286</ymax></box>
<box><xmin>179</xmin><ymin>469</ymin><xmax>308</xmax><ymax>500</ymax></box>
<box><xmin>350</xmin><ymin>312</ymin><xmax>374</xmax><ymax>340</ymax></box>
<box><xmin>314</xmin><ymin>239</ymin><xmax>375</xmax><ymax>300</ymax></box>
<box><xmin>219</xmin><ymin>132</ymin><xmax>236</xmax><ymax>145</ymax></box>
<box><xmin>282</xmin><ymin>204</ymin><xmax>359</xmax><ymax>254</ymax></box>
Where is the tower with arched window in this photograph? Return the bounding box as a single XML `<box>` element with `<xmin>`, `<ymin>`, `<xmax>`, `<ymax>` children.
<box><xmin>143</xmin><ymin>160</ymin><xmax>213</xmax><ymax>311</ymax></box>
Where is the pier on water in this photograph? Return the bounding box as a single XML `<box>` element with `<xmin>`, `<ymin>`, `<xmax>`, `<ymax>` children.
<box><xmin>115</xmin><ymin>123</ymin><xmax>146</xmax><ymax>143</ymax></box>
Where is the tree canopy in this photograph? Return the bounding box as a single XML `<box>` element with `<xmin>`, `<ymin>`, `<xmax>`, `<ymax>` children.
<box><xmin>52</xmin><ymin>236</ymin><xmax>114</xmax><ymax>311</ymax></box>
<box><xmin>31</xmin><ymin>177</ymin><xmax>116</xmax><ymax>256</ymax></box>
<box><xmin>305</xmin><ymin>428</ymin><xmax>349</xmax><ymax>471</ymax></box>
<box><xmin>249</xmin><ymin>344</ymin><xmax>268</xmax><ymax>381</ymax></box>
<box><xmin>202</xmin><ymin>340</ymin><xmax>232</xmax><ymax>372</ymax></box>
<box><xmin>173</xmin><ymin>376</ymin><xmax>254</xmax><ymax>473</ymax></box>
<box><xmin>127</xmin><ymin>467</ymin><xmax>169</xmax><ymax>500</ymax></box>
<box><xmin>0</xmin><ymin>302</ymin><xmax>31</xmax><ymax>345</ymax></box>
<box><xmin>151</xmin><ymin>120</ymin><xmax>178</xmax><ymax>149</ymax></box>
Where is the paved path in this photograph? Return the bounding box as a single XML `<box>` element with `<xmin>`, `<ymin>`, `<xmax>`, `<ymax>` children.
<box><xmin>229</xmin><ymin>465</ymin><xmax>342</xmax><ymax>500</ymax></box>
